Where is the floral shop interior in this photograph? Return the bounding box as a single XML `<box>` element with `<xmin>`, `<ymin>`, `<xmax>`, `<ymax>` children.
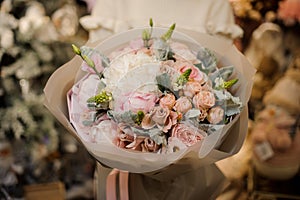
<box><xmin>0</xmin><ymin>0</ymin><xmax>299</xmax><ymax>199</ymax></box>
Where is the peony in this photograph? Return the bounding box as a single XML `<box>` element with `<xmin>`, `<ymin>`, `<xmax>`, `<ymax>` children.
<box><xmin>174</xmin><ymin>96</ymin><xmax>192</xmax><ymax>114</ymax></box>
<box><xmin>193</xmin><ymin>90</ymin><xmax>215</xmax><ymax>109</ymax></box>
<box><xmin>115</xmin><ymin>91</ymin><xmax>157</xmax><ymax>113</ymax></box>
<box><xmin>170</xmin><ymin>123</ymin><xmax>206</xmax><ymax>147</ymax></box>
<box><xmin>104</xmin><ymin>51</ymin><xmax>157</xmax><ymax>90</ymax></box>
<box><xmin>159</xmin><ymin>93</ymin><xmax>176</xmax><ymax>109</ymax></box>
<box><xmin>207</xmin><ymin>106</ymin><xmax>224</xmax><ymax>124</ymax></box>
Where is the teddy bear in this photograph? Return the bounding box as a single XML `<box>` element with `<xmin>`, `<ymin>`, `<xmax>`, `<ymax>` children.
<box><xmin>251</xmin><ymin>60</ymin><xmax>300</xmax><ymax>180</ymax></box>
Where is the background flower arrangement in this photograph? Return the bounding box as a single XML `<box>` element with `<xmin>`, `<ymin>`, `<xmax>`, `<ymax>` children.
<box><xmin>68</xmin><ymin>20</ymin><xmax>243</xmax><ymax>155</ymax></box>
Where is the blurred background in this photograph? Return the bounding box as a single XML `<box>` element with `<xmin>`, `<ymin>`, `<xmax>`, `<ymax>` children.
<box><xmin>0</xmin><ymin>0</ymin><xmax>299</xmax><ymax>199</ymax></box>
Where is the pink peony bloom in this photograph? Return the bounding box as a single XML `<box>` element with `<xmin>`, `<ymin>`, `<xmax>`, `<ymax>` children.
<box><xmin>159</xmin><ymin>93</ymin><xmax>176</xmax><ymax>109</ymax></box>
<box><xmin>193</xmin><ymin>90</ymin><xmax>215</xmax><ymax>109</ymax></box>
<box><xmin>174</xmin><ymin>96</ymin><xmax>192</xmax><ymax>114</ymax></box>
<box><xmin>116</xmin><ymin>92</ymin><xmax>157</xmax><ymax>113</ymax></box>
<box><xmin>207</xmin><ymin>106</ymin><xmax>224</xmax><ymax>124</ymax></box>
<box><xmin>170</xmin><ymin>123</ymin><xmax>206</xmax><ymax>147</ymax></box>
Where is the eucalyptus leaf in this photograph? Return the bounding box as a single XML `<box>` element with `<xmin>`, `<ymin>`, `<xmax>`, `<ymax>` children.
<box><xmin>148</xmin><ymin>130</ymin><xmax>167</xmax><ymax>145</ymax></box>
<box><xmin>156</xmin><ymin>73</ymin><xmax>173</xmax><ymax>93</ymax></box>
<box><xmin>209</xmin><ymin>66</ymin><xmax>234</xmax><ymax>82</ymax></box>
<box><xmin>131</xmin><ymin>126</ymin><xmax>152</xmax><ymax>137</ymax></box>
<box><xmin>224</xmin><ymin>99</ymin><xmax>243</xmax><ymax>116</ymax></box>
<box><xmin>197</xmin><ymin>47</ymin><xmax>217</xmax><ymax>73</ymax></box>
<box><xmin>108</xmin><ymin>110</ymin><xmax>136</xmax><ymax>126</ymax></box>
<box><xmin>184</xmin><ymin>109</ymin><xmax>201</xmax><ymax>119</ymax></box>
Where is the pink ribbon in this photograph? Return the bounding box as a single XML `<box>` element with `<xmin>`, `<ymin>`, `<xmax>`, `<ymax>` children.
<box><xmin>106</xmin><ymin>169</ymin><xmax>129</xmax><ymax>200</ymax></box>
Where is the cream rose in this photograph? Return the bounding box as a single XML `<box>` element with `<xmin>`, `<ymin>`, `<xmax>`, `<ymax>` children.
<box><xmin>193</xmin><ymin>90</ymin><xmax>215</xmax><ymax>109</ymax></box>
<box><xmin>183</xmin><ymin>81</ymin><xmax>203</xmax><ymax>98</ymax></box>
<box><xmin>159</xmin><ymin>93</ymin><xmax>176</xmax><ymax>109</ymax></box>
<box><xmin>142</xmin><ymin>106</ymin><xmax>179</xmax><ymax>132</ymax></box>
<box><xmin>150</xmin><ymin>106</ymin><xmax>170</xmax><ymax>131</ymax></box>
<box><xmin>170</xmin><ymin>123</ymin><xmax>206</xmax><ymax>147</ymax></box>
<box><xmin>207</xmin><ymin>106</ymin><xmax>224</xmax><ymax>124</ymax></box>
<box><xmin>174</xmin><ymin>96</ymin><xmax>192</xmax><ymax>114</ymax></box>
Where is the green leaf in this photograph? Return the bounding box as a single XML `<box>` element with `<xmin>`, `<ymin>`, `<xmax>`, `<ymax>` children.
<box><xmin>223</xmin><ymin>79</ymin><xmax>238</xmax><ymax>89</ymax></box>
<box><xmin>108</xmin><ymin>111</ymin><xmax>137</xmax><ymax>126</ymax></box>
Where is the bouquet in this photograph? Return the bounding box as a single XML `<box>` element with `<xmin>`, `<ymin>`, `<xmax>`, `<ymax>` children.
<box><xmin>44</xmin><ymin>21</ymin><xmax>255</xmax><ymax>174</ymax></box>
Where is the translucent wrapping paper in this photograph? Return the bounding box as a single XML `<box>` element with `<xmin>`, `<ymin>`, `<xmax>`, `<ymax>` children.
<box><xmin>44</xmin><ymin>28</ymin><xmax>255</xmax><ymax>176</ymax></box>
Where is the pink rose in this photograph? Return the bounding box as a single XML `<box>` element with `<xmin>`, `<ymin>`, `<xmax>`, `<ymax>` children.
<box><xmin>113</xmin><ymin>132</ymin><xmax>134</xmax><ymax>149</ymax></box>
<box><xmin>150</xmin><ymin>106</ymin><xmax>170</xmax><ymax>132</ymax></box>
<box><xmin>116</xmin><ymin>92</ymin><xmax>157</xmax><ymax>113</ymax></box>
<box><xmin>171</xmin><ymin>123</ymin><xmax>206</xmax><ymax>147</ymax></box>
<box><xmin>174</xmin><ymin>96</ymin><xmax>192</xmax><ymax>114</ymax></box>
<box><xmin>198</xmin><ymin>107</ymin><xmax>208</xmax><ymax>121</ymax></box>
<box><xmin>159</xmin><ymin>93</ymin><xmax>176</xmax><ymax>109</ymax></box>
<box><xmin>183</xmin><ymin>81</ymin><xmax>203</xmax><ymax>98</ymax></box>
<box><xmin>207</xmin><ymin>106</ymin><xmax>224</xmax><ymax>124</ymax></box>
<box><xmin>141</xmin><ymin>114</ymin><xmax>156</xmax><ymax>129</ymax></box>
<box><xmin>193</xmin><ymin>90</ymin><xmax>215</xmax><ymax>109</ymax></box>
<box><xmin>163</xmin><ymin>111</ymin><xmax>180</xmax><ymax>132</ymax></box>
<box><xmin>141</xmin><ymin>138</ymin><xmax>160</xmax><ymax>152</ymax></box>
<box><xmin>177</xmin><ymin>64</ymin><xmax>206</xmax><ymax>82</ymax></box>
<box><xmin>125</xmin><ymin>135</ymin><xmax>145</xmax><ymax>151</ymax></box>
<box><xmin>142</xmin><ymin>106</ymin><xmax>179</xmax><ymax>132</ymax></box>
